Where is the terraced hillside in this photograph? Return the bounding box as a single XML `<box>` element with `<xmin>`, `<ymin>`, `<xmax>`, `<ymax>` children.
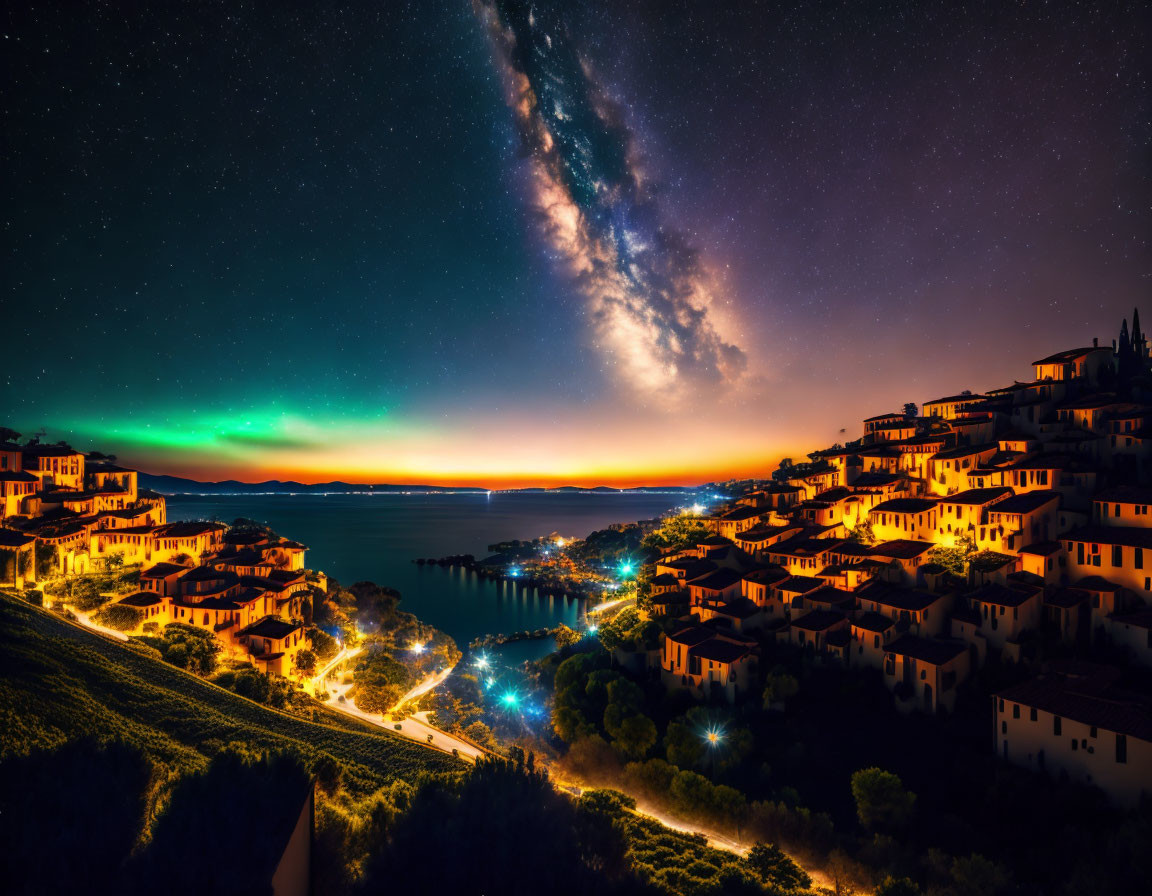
<box><xmin>0</xmin><ymin>594</ymin><xmax>460</xmax><ymax>794</ymax></box>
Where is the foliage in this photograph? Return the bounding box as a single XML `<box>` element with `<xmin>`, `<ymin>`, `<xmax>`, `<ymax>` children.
<box><xmin>845</xmin><ymin>519</ymin><xmax>876</xmax><ymax>545</ymax></box>
<box><xmin>554</xmin><ymin>623</ymin><xmax>584</xmax><ymax>648</ymax></box>
<box><xmin>127</xmin><ymin>748</ymin><xmax>312</xmax><ymax>895</ymax></box>
<box><xmin>902</xmin><ymin>402</ymin><xmax>918</xmax><ymax>419</ymax></box>
<box><xmin>850</xmin><ymin>767</ymin><xmax>916</xmax><ymax>832</ymax></box>
<box><xmin>927</xmin><ymin>536</ymin><xmax>975</xmax><ymax>576</ymax></box>
<box><xmin>746</xmin><ymin>843</ymin><xmax>811</xmax><ymax>892</ymax></box>
<box><xmin>0</xmin><ymin>594</ymin><xmax>458</xmax><ymax>800</ymax></box>
<box><xmin>308</xmin><ymin>626</ymin><xmax>340</xmax><ymax>662</ymax></box>
<box><xmin>0</xmin><ymin>738</ymin><xmax>152</xmax><ymax>896</ymax></box>
<box><xmin>762</xmin><ymin>668</ymin><xmax>800</xmax><ymax>707</ymax></box>
<box><xmin>296</xmin><ymin>647</ymin><xmax>318</xmax><ymax>674</ymax></box>
<box><xmin>641</xmin><ymin>515</ymin><xmax>710</xmax><ymax>553</ymax></box>
<box><xmin>94</xmin><ymin>602</ymin><xmax>145</xmax><ymax>632</ymax></box>
<box><xmin>874</xmin><ymin>876</ymin><xmax>920</xmax><ymax>896</ymax></box>
<box><xmin>135</xmin><ymin>623</ymin><xmax>221</xmax><ymax>676</ymax></box>
<box><xmin>360</xmin><ymin>750</ymin><xmax>647</xmax><ymax>895</ymax></box>
<box><xmin>212</xmin><ymin>666</ymin><xmax>298</xmax><ymax>710</ymax></box>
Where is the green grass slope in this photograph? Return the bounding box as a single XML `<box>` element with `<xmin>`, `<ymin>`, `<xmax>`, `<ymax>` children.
<box><xmin>0</xmin><ymin>594</ymin><xmax>459</xmax><ymax>793</ymax></box>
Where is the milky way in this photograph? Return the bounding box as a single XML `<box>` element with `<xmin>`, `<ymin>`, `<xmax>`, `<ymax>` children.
<box><xmin>478</xmin><ymin>0</ymin><xmax>746</xmax><ymax>402</ymax></box>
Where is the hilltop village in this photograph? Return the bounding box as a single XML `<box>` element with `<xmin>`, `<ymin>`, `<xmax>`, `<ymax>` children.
<box><xmin>632</xmin><ymin>312</ymin><xmax>1152</xmax><ymax>806</ymax></box>
<box><xmin>0</xmin><ymin>439</ymin><xmax>314</xmax><ymax>677</ymax></box>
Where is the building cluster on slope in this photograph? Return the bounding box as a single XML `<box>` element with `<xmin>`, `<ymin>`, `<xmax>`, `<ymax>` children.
<box><xmin>0</xmin><ymin>438</ymin><xmax>314</xmax><ymax>677</ymax></box>
<box><xmin>648</xmin><ymin>312</ymin><xmax>1152</xmax><ymax>806</ymax></box>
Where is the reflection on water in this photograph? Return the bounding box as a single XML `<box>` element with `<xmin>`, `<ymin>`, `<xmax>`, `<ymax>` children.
<box><xmin>167</xmin><ymin>492</ymin><xmax>677</xmax><ymax>662</ymax></box>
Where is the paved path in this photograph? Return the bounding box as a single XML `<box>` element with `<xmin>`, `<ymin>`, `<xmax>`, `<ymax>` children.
<box><xmin>69</xmin><ymin>606</ymin><xmax>129</xmax><ymax>642</ymax></box>
<box><xmin>308</xmin><ymin>645</ymin><xmax>360</xmax><ymax>695</ymax></box>
<box><xmin>586</xmin><ymin>595</ymin><xmax>636</xmax><ymax>616</ymax></box>
<box><xmin>324</xmin><ymin>679</ymin><xmax>484</xmax><ymax>762</ymax></box>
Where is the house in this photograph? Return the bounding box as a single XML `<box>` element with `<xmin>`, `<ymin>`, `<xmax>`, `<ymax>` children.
<box><xmin>660</xmin><ymin>623</ymin><xmax>758</xmax><ymax>703</ymax></box>
<box><xmin>1092</xmin><ymin>486</ymin><xmax>1152</xmax><ymax>528</ymax></box>
<box><xmin>958</xmin><ymin>582</ymin><xmax>1043</xmax><ymax>653</ymax></box>
<box><xmin>1062</xmin><ymin>526</ymin><xmax>1152</xmax><ymax>596</ymax></box>
<box><xmin>139</xmin><ymin>561</ymin><xmax>191</xmax><ymax>596</ymax></box>
<box><xmin>0</xmin><ymin>470</ymin><xmax>38</xmax><ymax>518</ymax></box>
<box><xmin>696</xmin><ymin>596</ymin><xmax>767</xmax><ymax>634</ymax></box>
<box><xmin>928</xmin><ymin>443</ymin><xmax>999</xmax><ymax>496</ymax></box>
<box><xmin>774</xmin><ymin>575</ymin><xmax>829</xmax><ymax>616</ymax></box>
<box><xmin>994</xmin><ymin>663</ymin><xmax>1152</xmax><ymax>807</ymax></box>
<box><xmin>883</xmin><ymin>635</ymin><xmax>971</xmax><ymax>714</ymax></box>
<box><xmin>22</xmin><ymin>444</ymin><xmax>86</xmax><ymax>491</ymax></box>
<box><xmin>856</xmin><ymin>582</ymin><xmax>952</xmax><ymax>636</ymax></box>
<box><xmin>1017</xmin><ymin>541</ymin><xmax>1065</xmax><ymax>585</ymax></box>
<box><xmin>687</xmin><ymin>568</ymin><xmax>743</xmax><ymax>606</ymax></box>
<box><xmin>869</xmin><ymin>498</ymin><xmax>938</xmax><ymax>542</ymax></box>
<box><xmin>1106</xmin><ymin>609</ymin><xmax>1152</xmax><ymax>668</ymax></box>
<box><xmin>850</xmin><ymin>612</ymin><xmax>897</xmax><ymax>670</ymax></box>
<box><xmin>238</xmin><ymin>617</ymin><xmax>308</xmax><ymax>677</ymax></box>
<box><xmin>740</xmin><ymin>566</ymin><xmax>790</xmax><ymax>616</ymax></box>
<box><xmin>983</xmin><ymin>490</ymin><xmax>1062</xmax><ymax>554</ymax></box>
<box><xmin>708</xmin><ymin>505</ymin><xmax>766</xmax><ymax>539</ymax></box>
<box><xmin>867</xmin><ymin>539</ymin><xmax>937</xmax><ymax>583</ymax></box>
<box><xmin>935</xmin><ymin>487</ymin><xmax>1013</xmax><ymax>546</ymax></box>
<box><xmin>789</xmin><ymin>609</ymin><xmax>849</xmax><ymax>654</ymax></box>
<box><xmin>1032</xmin><ymin>344</ymin><xmax>1114</xmax><ymax>384</ymax></box>
<box><xmin>923</xmin><ymin>393</ymin><xmax>988</xmax><ymax>421</ymax></box>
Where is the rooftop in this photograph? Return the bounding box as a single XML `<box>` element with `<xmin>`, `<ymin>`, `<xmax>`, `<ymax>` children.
<box><xmin>241</xmin><ymin>616</ymin><xmax>302</xmax><ymax>640</ymax></box>
<box><xmin>989</xmin><ymin>491</ymin><xmax>1061</xmax><ymax>514</ymax></box>
<box><xmin>998</xmin><ymin>668</ymin><xmax>1152</xmax><ymax>742</ymax></box>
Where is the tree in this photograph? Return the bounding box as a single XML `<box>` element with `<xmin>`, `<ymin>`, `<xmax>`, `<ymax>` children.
<box><xmin>0</xmin><ymin>426</ymin><xmax>21</xmax><ymax>442</ymax></box>
<box><xmin>0</xmin><ymin>739</ymin><xmax>152</xmax><ymax>895</ymax></box>
<box><xmin>762</xmin><ymin>669</ymin><xmax>800</xmax><ymax>708</ymax></box>
<box><xmin>846</xmin><ymin>519</ymin><xmax>875</xmax><ymax>545</ymax></box>
<box><xmin>949</xmin><ymin>853</ymin><xmax>1012</xmax><ymax>896</ymax></box>
<box><xmin>902</xmin><ymin>402</ymin><xmax>918</xmax><ymax>419</ymax></box>
<box><xmin>851</xmin><ymin>768</ymin><xmax>916</xmax><ymax>832</ymax></box>
<box><xmin>746</xmin><ymin>843</ymin><xmax>811</xmax><ymax>892</ymax></box>
<box><xmin>875</xmin><ymin>876</ymin><xmax>921</xmax><ymax>896</ymax></box>
<box><xmin>295</xmin><ymin>648</ymin><xmax>317</xmax><ymax>674</ymax></box>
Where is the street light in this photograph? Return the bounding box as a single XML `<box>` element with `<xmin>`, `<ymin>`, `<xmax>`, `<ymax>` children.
<box><xmin>702</xmin><ymin>725</ymin><xmax>725</xmax><ymax>779</ymax></box>
<box><xmin>474</xmin><ymin>654</ymin><xmax>490</xmax><ymax>670</ymax></box>
<box><xmin>501</xmin><ymin>691</ymin><xmax>520</xmax><ymax>709</ymax></box>
<box><xmin>410</xmin><ymin>642</ymin><xmax>426</xmax><ymax>655</ymax></box>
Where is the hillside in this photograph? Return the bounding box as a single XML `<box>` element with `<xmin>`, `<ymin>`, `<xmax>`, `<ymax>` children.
<box><xmin>0</xmin><ymin>594</ymin><xmax>459</xmax><ymax>794</ymax></box>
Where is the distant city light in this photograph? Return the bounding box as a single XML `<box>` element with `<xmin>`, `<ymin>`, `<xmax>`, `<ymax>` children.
<box><xmin>486</xmin><ymin>677</ymin><xmax>496</xmax><ymax>689</ymax></box>
<box><xmin>690</xmin><ymin>503</ymin><xmax>705</xmax><ymax>515</ymax></box>
<box><xmin>475</xmin><ymin>655</ymin><xmax>490</xmax><ymax>670</ymax></box>
<box><xmin>619</xmin><ymin>561</ymin><xmax>634</xmax><ymax>576</ymax></box>
<box><xmin>588</xmin><ymin>624</ymin><xmax>598</xmax><ymax>635</ymax></box>
<box><xmin>555</xmin><ymin>537</ymin><xmax>566</xmax><ymax>547</ymax></box>
<box><xmin>410</xmin><ymin>642</ymin><xmax>426</xmax><ymax>655</ymax></box>
<box><xmin>509</xmin><ymin>566</ymin><xmax>521</xmax><ymax>577</ymax></box>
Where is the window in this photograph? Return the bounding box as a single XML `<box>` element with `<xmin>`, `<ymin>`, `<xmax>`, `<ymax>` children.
<box><xmin>1013</xmin><ymin>704</ymin><xmax>1020</xmax><ymax>719</ymax></box>
<box><xmin>1030</xmin><ymin>707</ymin><xmax>1038</xmax><ymax>722</ymax></box>
<box><xmin>998</xmin><ymin>698</ymin><xmax>1005</xmax><ymax>712</ymax></box>
<box><xmin>1113</xmin><ymin>545</ymin><xmax>1123</xmax><ymax>567</ymax></box>
<box><xmin>1054</xmin><ymin>716</ymin><xmax>1062</xmax><ymax>736</ymax></box>
<box><xmin>1001</xmin><ymin>721</ymin><xmax>1007</xmax><ymax>734</ymax></box>
<box><xmin>1072</xmin><ymin>739</ymin><xmax>1078</xmax><ymax>751</ymax></box>
<box><xmin>1117</xmin><ymin>734</ymin><xmax>1127</xmax><ymax>764</ymax></box>
<box><xmin>1090</xmin><ymin>726</ymin><xmax>1097</xmax><ymax>738</ymax></box>
<box><xmin>1138</xmin><ymin>549</ymin><xmax>1145</xmax><ymax>570</ymax></box>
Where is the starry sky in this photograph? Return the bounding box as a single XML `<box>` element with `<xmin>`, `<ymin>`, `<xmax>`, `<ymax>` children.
<box><xmin>3</xmin><ymin>0</ymin><xmax>1149</xmax><ymax>486</ymax></box>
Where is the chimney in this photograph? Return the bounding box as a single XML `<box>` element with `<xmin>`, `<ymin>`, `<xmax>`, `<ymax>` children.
<box><xmin>1093</xmin><ymin>337</ymin><xmax>1099</xmax><ymax>348</ymax></box>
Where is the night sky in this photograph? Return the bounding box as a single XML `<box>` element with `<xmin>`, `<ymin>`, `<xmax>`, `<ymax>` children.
<box><xmin>3</xmin><ymin>1</ymin><xmax>1149</xmax><ymax>485</ymax></box>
